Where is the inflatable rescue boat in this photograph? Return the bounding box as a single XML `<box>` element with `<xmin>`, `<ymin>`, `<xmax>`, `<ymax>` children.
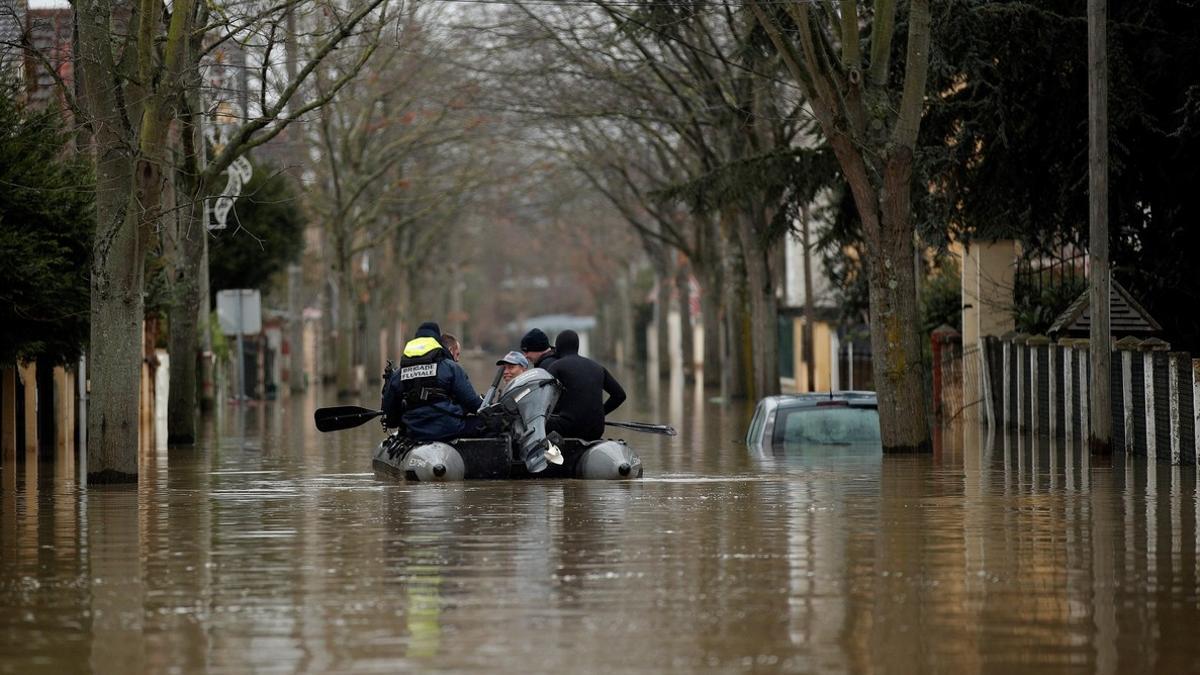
<box><xmin>371</xmin><ymin>368</ymin><xmax>643</xmax><ymax>482</ymax></box>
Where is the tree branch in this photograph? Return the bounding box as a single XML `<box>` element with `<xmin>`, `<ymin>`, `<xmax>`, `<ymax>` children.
<box><xmin>868</xmin><ymin>0</ymin><xmax>897</xmax><ymax>87</ymax></box>
<box><xmin>891</xmin><ymin>0</ymin><xmax>930</xmax><ymax>149</ymax></box>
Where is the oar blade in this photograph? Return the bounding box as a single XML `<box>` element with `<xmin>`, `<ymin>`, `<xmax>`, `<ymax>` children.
<box><xmin>313</xmin><ymin>405</ymin><xmax>383</xmax><ymax>432</ymax></box>
<box><xmin>605</xmin><ymin>420</ymin><xmax>677</xmax><ymax>436</ymax></box>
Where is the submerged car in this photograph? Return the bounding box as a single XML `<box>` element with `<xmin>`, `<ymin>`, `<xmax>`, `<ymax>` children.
<box><xmin>746</xmin><ymin>391</ymin><xmax>880</xmax><ymax>456</ymax></box>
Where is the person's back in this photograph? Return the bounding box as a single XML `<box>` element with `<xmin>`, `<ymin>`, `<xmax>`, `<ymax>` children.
<box><xmin>545</xmin><ymin>330</ymin><xmax>626</xmax><ymax>441</ymax></box>
<box><xmin>382</xmin><ymin>322</ymin><xmax>483</xmax><ymax>441</ymax></box>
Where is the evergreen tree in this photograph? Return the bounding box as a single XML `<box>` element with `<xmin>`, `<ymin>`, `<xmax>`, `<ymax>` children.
<box><xmin>922</xmin><ymin>0</ymin><xmax>1200</xmax><ymax>348</ymax></box>
<box><xmin>0</xmin><ymin>90</ymin><xmax>94</xmax><ymax>364</ymax></box>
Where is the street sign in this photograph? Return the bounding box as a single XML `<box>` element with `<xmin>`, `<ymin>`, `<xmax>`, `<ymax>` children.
<box><xmin>216</xmin><ymin>289</ymin><xmax>262</xmax><ymax>335</ymax></box>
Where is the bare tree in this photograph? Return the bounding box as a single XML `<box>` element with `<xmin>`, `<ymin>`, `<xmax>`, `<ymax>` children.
<box><xmin>471</xmin><ymin>1</ymin><xmax>826</xmax><ymax>399</ymax></box>
<box><xmin>72</xmin><ymin>0</ymin><xmax>393</xmax><ymax>478</ymax></box>
<box><xmin>304</xmin><ymin>7</ymin><xmax>497</xmax><ymax>395</ymax></box>
<box><xmin>749</xmin><ymin>1</ymin><xmax>933</xmax><ymax>452</ymax></box>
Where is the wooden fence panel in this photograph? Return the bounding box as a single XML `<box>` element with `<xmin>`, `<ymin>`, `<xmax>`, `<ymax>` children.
<box><xmin>1132</xmin><ymin>354</ymin><xmax>1147</xmax><ymax>456</ymax></box>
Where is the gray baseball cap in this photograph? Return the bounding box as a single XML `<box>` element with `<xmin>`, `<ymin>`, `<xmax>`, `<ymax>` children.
<box><xmin>496</xmin><ymin>350</ymin><xmax>531</xmax><ymax>368</ymax></box>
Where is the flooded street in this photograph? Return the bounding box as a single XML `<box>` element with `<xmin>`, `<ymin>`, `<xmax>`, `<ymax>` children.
<box><xmin>3</xmin><ymin>365</ymin><xmax>1200</xmax><ymax>673</ymax></box>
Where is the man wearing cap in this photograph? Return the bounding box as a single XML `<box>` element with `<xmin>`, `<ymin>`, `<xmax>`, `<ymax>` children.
<box><xmin>381</xmin><ymin>321</ymin><xmax>483</xmax><ymax>441</ymax></box>
<box><xmin>520</xmin><ymin>328</ymin><xmax>559</xmax><ymax>370</ymax></box>
<box><xmin>495</xmin><ymin>350</ymin><xmax>531</xmax><ymax>396</ymax></box>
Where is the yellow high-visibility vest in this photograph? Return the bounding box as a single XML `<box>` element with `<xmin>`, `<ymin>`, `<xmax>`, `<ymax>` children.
<box><xmin>403</xmin><ymin>337</ymin><xmax>443</xmax><ymax>358</ymax></box>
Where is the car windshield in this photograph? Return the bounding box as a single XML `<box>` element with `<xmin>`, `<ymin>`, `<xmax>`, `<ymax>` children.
<box><xmin>773</xmin><ymin>406</ymin><xmax>880</xmax><ymax>446</ymax></box>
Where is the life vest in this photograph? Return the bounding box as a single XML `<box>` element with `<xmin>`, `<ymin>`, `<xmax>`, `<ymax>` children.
<box><xmin>398</xmin><ymin>336</ymin><xmax>451</xmax><ymax>410</ymax></box>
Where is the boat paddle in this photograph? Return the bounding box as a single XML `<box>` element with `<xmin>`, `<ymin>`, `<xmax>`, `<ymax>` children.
<box><xmin>316</xmin><ymin>405</ymin><xmax>676</xmax><ymax>437</ymax></box>
<box><xmin>479</xmin><ymin>365</ymin><xmax>505</xmax><ymax>408</ymax></box>
<box><xmin>313</xmin><ymin>405</ymin><xmax>384</xmax><ymax>432</ymax></box>
<box><xmin>605</xmin><ymin>420</ymin><xmax>677</xmax><ymax>436</ymax></box>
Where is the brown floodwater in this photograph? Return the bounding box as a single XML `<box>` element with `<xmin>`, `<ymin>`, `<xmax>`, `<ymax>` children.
<box><xmin>3</xmin><ymin>362</ymin><xmax>1200</xmax><ymax>673</ymax></box>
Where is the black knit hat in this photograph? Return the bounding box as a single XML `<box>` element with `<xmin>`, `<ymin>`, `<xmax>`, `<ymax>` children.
<box><xmin>520</xmin><ymin>328</ymin><xmax>550</xmax><ymax>352</ymax></box>
<box><xmin>415</xmin><ymin>322</ymin><xmax>442</xmax><ymax>339</ymax></box>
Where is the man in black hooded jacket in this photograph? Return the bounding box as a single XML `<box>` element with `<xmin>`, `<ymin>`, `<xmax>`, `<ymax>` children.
<box><xmin>545</xmin><ymin>330</ymin><xmax>626</xmax><ymax>441</ymax></box>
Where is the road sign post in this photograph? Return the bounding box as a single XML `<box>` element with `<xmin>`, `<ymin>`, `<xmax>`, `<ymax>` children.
<box><xmin>217</xmin><ymin>289</ymin><xmax>262</xmax><ymax>400</ymax></box>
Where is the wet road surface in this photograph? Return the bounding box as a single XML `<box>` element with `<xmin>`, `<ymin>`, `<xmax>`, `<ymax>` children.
<box><xmin>3</xmin><ymin>366</ymin><xmax>1200</xmax><ymax>673</ymax></box>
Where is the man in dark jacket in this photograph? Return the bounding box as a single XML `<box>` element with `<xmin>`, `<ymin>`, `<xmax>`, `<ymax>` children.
<box><xmin>381</xmin><ymin>322</ymin><xmax>483</xmax><ymax>441</ymax></box>
<box><xmin>545</xmin><ymin>330</ymin><xmax>626</xmax><ymax>441</ymax></box>
<box><xmin>520</xmin><ymin>328</ymin><xmax>559</xmax><ymax>370</ymax></box>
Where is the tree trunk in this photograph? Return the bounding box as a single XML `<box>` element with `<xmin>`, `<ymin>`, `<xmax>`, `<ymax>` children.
<box><xmin>653</xmin><ymin>252</ymin><xmax>673</xmax><ymax>379</ymax></box>
<box><xmin>447</xmin><ymin>261</ymin><xmax>465</xmax><ymax>345</ymax></box>
<box><xmin>863</xmin><ymin>151</ymin><xmax>931</xmax><ymax>453</ymax></box>
<box><xmin>287</xmin><ymin>264</ymin><xmax>305</xmax><ymax>392</ymax></box>
<box><xmin>319</xmin><ymin>279</ymin><xmax>338</xmax><ymax>384</ymax></box>
<box><xmin>165</xmin><ymin>18</ymin><xmax>209</xmax><ymax>442</ymax></box>
<box><xmin>721</xmin><ymin>210</ymin><xmax>752</xmax><ymax>400</ymax></box>
<box><xmin>675</xmin><ymin>258</ymin><xmax>694</xmax><ymax>378</ymax></box>
<box><xmin>363</xmin><ymin>260</ymin><xmax>383</xmax><ymax>393</ymax></box>
<box><xmin>394</xmin><ymin>263</ymin><xmax>415</xmax><ymax>353</ymax></box>
<box><xmin>334</xmin><ymin>255</ymin><xmax>356</xmax><ymax>397</ymax></box>
<box><xmin>77</xmin><ymin>1</ymin><xmax>139</xmax><ymax>482</ymax></box>
<box><xmin>197</xmin><ymin>222</ymin><xmax>214</xmax><ymax>410</ymax></box>
<box><xmin>695</xmin><ymin>220</ymin><xmax>725</xmax><ymax>389</ymax></box>
<box><xmin>735</xmin><ymin>210</ymin><xmax>780</xmax><ymax>399</ymax></box>
<box><xmin>618</xmin><ymin>265</ymin><xmax>635</xmax><ymax>369</ymax></box>
<box><xmin>166</xmin><ymin>171</ymin><xmax>205</xmax><ymax>444</ymax></box>
<box><xmin>87</xmin><ymin>195</ymin><xmax>144</xmax><ymax>482</ymax></box>
<box><xmin>698</xmin><ymin>268</ymin><xmax>723</xmax><ymax>388</ymax></box>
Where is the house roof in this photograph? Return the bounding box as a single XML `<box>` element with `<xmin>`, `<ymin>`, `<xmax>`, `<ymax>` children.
<box><xmin>505</xmin><ymin>314</ymin><xmax>597</xmax><ymax>335</ymax></box>
<box><xmin>1047</xmin><ymin>279</ymin><xmax>1162</xmax><ymax>337</ymax></box>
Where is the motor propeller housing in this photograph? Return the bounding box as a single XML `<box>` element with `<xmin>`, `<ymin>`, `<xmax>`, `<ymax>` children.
<box><xmin>497</xmin><ymin>368</ymin><xmax>562</xmax><ymax>473</ymax></box>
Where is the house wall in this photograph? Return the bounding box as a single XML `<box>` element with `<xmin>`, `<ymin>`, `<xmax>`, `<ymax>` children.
<box><xmin>783</xmin><ymin>191</ymin><xmax>837</xmax><ymax>310</ymax></box>
<box><xmin>782</xmin><ymin>317</ymin><xmax>838</xmax><ymax>394</ymax></box>
<box><xmin>958</xmin><ymin>240</ymin><xmax>1016</xmax><ymax>349</ymax></box>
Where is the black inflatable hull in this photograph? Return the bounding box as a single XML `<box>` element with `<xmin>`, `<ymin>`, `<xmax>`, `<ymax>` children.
<box><xmin>372</xmin><ymin>433</ymin><xmax>643</xmax><ymax>481</ymax></box>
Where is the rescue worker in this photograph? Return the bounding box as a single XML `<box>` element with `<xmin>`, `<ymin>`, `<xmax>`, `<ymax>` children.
<box><xmin>381</xmin><ymin>322</ymin><xmax>483</xmax><ymax>441</ymax></box>
<box><xmin>442</xmin><ymin>333</ymin><xmax>461</xmax><ymax>361</ymax></box>
<box><xmin>520</xmin><ymin>328</ymin><xmax>559</xmax><ymax>369</ymax></box>
<box><xmin>545</xmin><ymin>329</ymin><xmax>626</xmax><ymax>441</ymax></box>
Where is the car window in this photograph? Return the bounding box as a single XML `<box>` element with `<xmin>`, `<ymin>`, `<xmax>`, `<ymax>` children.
<box><xmin>773</xmin><ymin>406</ymin><xmax>880</xmax><ymax>445</ymax></box>
<box><xmin>746</xmin><ymin>404</ymin><xmax>767</xmax><ymax>445</ymax></box>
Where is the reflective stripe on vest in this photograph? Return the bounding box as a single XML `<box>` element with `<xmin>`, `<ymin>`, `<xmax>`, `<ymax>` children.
<box><xmin>404</xmin><ymin>336</ymin><xmax>443</xmax><ymax>358</ymax></box>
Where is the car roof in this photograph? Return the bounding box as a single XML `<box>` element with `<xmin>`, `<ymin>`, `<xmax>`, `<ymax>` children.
<box><xmin>759</xmin><ymin>391</ymin><xmax>876</xmax><ymax>404</ymax></box>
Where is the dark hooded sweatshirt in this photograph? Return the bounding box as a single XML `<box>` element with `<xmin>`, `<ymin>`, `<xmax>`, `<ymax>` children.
<box><xmin>545</xmin><ymin>330</ymin><xmax>626</xmax><ymax>441</ymax></box>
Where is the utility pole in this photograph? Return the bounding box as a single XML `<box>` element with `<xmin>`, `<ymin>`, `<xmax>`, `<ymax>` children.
<box><xmin>1088</xmin><ymin>0</ymin><xmax>1112</xmax><ymax>454</ymax></box>
<box><xmin>288</xmin><ymin>264</ymin><xmax>305</xmax><ymax>392</ymax></box>
<box><xmin>800</xmin><ymin>205</ymin><xmax>816</xmax><ymax>391</ymax></box>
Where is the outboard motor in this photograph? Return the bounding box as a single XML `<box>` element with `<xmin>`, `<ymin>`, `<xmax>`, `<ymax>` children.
<box><xmin>497</xmin><ymin>368</ymin><xmax>562</xmax><ymax>473</ymax></box>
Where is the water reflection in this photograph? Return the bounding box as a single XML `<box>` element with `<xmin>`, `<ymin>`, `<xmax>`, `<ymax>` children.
<box><xmin>2</xmin><ymin>370</ymin><xmax>1200</xmax><ymax>672</ymax></box>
